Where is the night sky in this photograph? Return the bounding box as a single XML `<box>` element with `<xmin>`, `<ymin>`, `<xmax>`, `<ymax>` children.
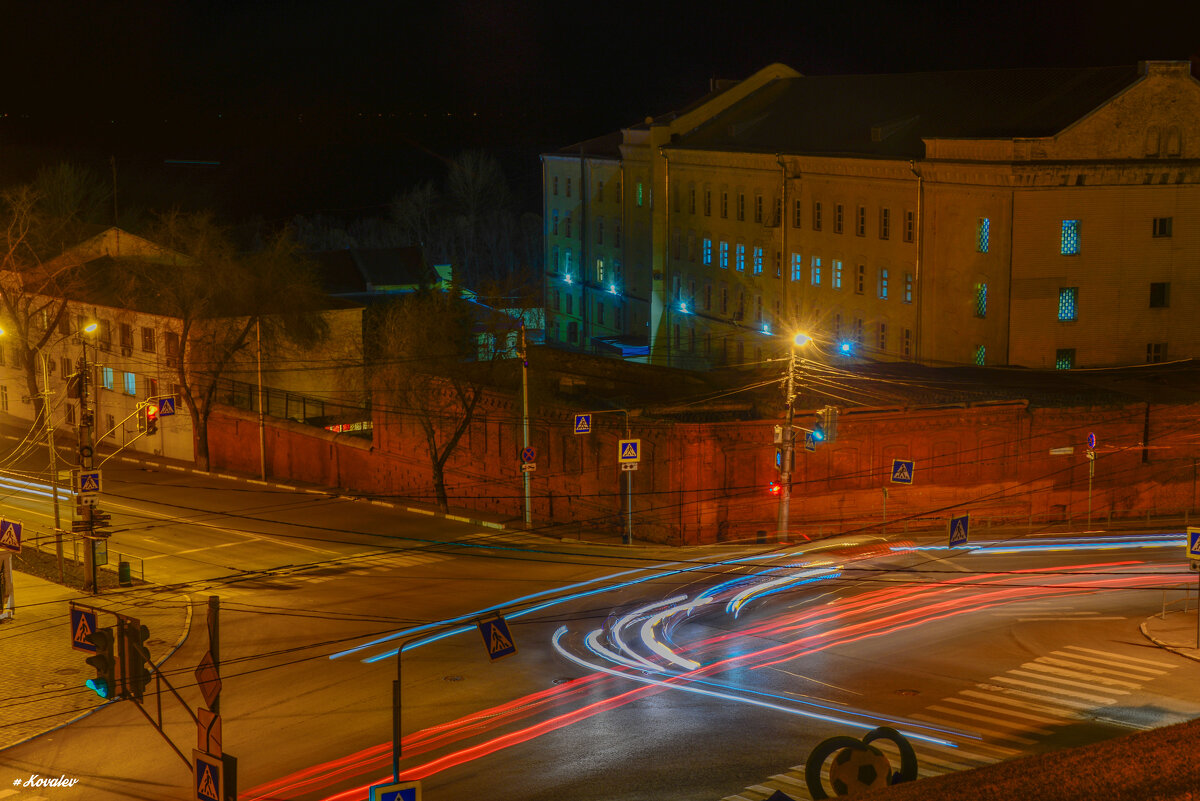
<box><xmin>2</xmin><ymin>1</ymin><xmax>1195</xmax><ymax>219</ymax></box>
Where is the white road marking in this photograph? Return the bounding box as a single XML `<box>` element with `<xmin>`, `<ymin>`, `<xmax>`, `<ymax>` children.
<box><xmin>910</xmin><ymin>712</ymin><xmax>1037</xmax><ymax>745</ymax></box>
<box><xmin>991</xmin><ymin>675</ymin><xmax>1118</xmax><ymax>704</ymax></box>
<box><xmin>941</xmin><ymin>696</ymin><xmax>1072</xmax><ymax>726</ymax></box>
<box><xmin>1062</xmin><ymin>645</ymin><xmax>1175</xmax><ymax>669</ymax></box>
<box><xmin>1024</xmin><ymin>661</ymin><xmax>1140</xmax><ymax>688</ymax></box>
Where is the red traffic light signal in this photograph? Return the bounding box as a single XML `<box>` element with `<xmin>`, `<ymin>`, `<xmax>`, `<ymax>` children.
<box><xmin>768</xmin><ymin>481</ymin><xmax>782</xmax><ymax>496</ymax></box>
<box><xmin>145</xmin><ymin>404</ymin><xmax>158</xmax><ymax>435</ymax></box>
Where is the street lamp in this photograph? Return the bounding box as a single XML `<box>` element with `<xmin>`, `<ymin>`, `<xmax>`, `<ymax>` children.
<box><xmin>777</xmin><ymin>331</ymin><xmax>811</xmax><ymax>543</ymax></box>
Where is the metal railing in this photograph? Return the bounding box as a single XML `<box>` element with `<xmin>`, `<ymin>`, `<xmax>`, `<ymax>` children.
<box><xmin>21</xmin><ymin>523</ymin><xmax>144</xmax><ymax>586</ymax></box>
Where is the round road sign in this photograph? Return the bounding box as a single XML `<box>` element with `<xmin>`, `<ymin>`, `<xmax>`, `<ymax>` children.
<box><xmin>520</xmin><ymin>446</ymin><xmax>537</xmax><ymax>463</ymax></box>
<box><xmin>1086</xmin><ymin>432</ymin><xmax>1096</xmax><ymax>449</ymax></box>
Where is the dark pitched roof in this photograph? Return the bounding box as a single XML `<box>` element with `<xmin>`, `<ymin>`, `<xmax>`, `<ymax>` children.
<box><xmin>308</xmin><ymin>247</ymin><xmax>434</xmax><ymax>298</ymax></box>
<box><xmin>671</xmin><ymin>65</ymin><xmax>1142</xmax><ymax>159</ymax></box>
<box><xmin>553</xmin><ymin>130</ymin><xmax>623</xmax><ymax>159</ymax></box>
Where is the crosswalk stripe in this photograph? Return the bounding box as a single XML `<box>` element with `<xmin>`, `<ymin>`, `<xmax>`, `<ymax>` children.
<box><xmin>1048</xmin><ymin>650</ymin><xmax>1166</xmax><ymax>676</ymax></box>
<box><xmin>1038</xmin><ymin>655</ymin><xmax>1157</xmax><ymax>680</ymax></box>
<box><xmin>992</xmin><ymin>675</ymin><xmax>1117</xmax><ymax>704</ymax></box>
<box><xmin>1006</xmin><ymin>668</ymin><xmax>1131</xmax><ymax>696</ymax></box>
<box><xmin>959</xmin><ymin>689</ymin><xmax>1080</xmax><ymax>718</ymax></box>
<box><xmin>919</xmin><ymin>738</ymin><xmax>1019</xmax><ymax>759</ymax></box>
<box><xmin>977</xmin><ymin>683</ymin><xmax>1102</xmax><ymax>710</ymax></box>
<box><xmin>1022</xmin><ymin>661</ymin><xmax>1140</xmax><ymax>689</ymax></box>
<box><xmin>914</xmin><ymin>749</ymin><xmax>996</xmax><ymax>771</ymax></box>
<box><xmin>1062</xmin><ymin>645</ymin><xmax>1175</xmax><ymax>669</ymax></box>
<box><xmin>923</xmin><ymin>704</ymin><xmax>1053</xmax><ymax>735</ymax></box>
<box><xmin>911</xmin><ymin>713</ymin><xmax>1037</xmax><ymax>745</ymax></box>
<box><xmin>940</xmin><ymin>697</ymin><xmax>1071</xmax><ymax>727</ymax></box>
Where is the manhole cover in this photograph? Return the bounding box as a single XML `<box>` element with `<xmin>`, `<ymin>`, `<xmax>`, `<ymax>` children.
<box><xmin>895</xmin><ymin>688</ymin><xmax>920</xmax><ymax>696</ymax></box>
<box><xmin>53</xmin><ymin>667</ymin><xmax>79</xmax><ymax>676</ymax></box>
<box><xmin>552</xmin><ymin>677</ymin><xmax>575</xmax><ymax>685</ymax></box>
<box><xmin>147</xmin><ymin>639</ymin><xmax>166</xmax><ymax>647</ymax></box>
<box><xmin>444</xmin><ymin>675</ymin><xmax>463</xmax><ymax>682</ymax></box>
<box><xmin>977</xmin><ymin>683</ymin><xmax>1005</xmax><ymax>692</ymax></box>
<box><xmin>42</xmin><ymin>682</ymin><xmax>66</xmax><ymax>690</ymax></box>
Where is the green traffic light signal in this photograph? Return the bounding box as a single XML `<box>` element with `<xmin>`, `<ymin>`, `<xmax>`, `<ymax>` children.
<box><xmin>84</xmin><ymin>627</ymin><xmax>117</xmax><ymax>699</ymax></box>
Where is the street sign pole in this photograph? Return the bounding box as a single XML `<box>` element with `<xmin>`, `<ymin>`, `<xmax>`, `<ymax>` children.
<box><xmin>624</xmin><ymin>415</ymin><xmax>633</xmax><ymax>545</ymax></box>
<box><xmin>519</xmin><ymin>324</ymin><xmax>531</xmax><ymax>528</ymax></box>
<box><xmin>777</xmin><ymin>348</ymin><xmax>796</xmax><ymax>545</ymax></box>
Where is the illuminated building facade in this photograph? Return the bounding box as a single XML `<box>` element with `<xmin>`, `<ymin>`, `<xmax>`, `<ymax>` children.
<box><xmin>543</xmin><ymin>61</ymin><xmax>1200</xmax><ymax>369</ymax></box>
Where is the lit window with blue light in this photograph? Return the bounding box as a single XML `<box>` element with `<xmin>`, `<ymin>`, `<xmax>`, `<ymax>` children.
<box><xmin>702</xmin><ymin>238</ymin><xmax>712</xmax><ymax>265</ymax></box>
<box><xmin>833</xmin><ymin>260</ymin><xmax>843</xmax><ymax>289</ymax></box>
<box><xmin>976</xmin><ymin>283</ymin><xmax>987</xmax><ymax>317</ymax></box>
<box><xmin>1058</xmin><ymin>286</ymin><xmax>1078</xmax><ymax>321</ymax></box>
<box><xmin>563</xmin><ymin>249</ymin><xmax>572</xmax><ymax>276</ymax></box>
<box><xmin>552</xmin><ymin>209</ymin><xmax>559</xmax><ymax>235</ymax></box>
<box><xmin>791</xmin><ymin>253</ymin><xmax>803</xmax><ymax>281</ymax></box>
<box><xmin>904</xmin><ymin>272</ymin><xmax>913</xmax><ymax>303</ymax></box>
<box><xmin>977</xmin><ymin>218</ymin><xmax>990</xmax><ymax>253</ymax></box>
<box><xmin>719</xmin><ymin>241</ymin><xmax>729</xmax><ymax>269</ymax></box>
<box><xmin>974</xmin><ymin>345</ymin><xmax>985</xmax><ymax>366</ymax></box>
<box><xmin>123</xmin><ymin>371</ymin><xmax>136</xmax><ymax>395</ymax></box>
<box><xmin>1061</xmin><ymin>220</ymin><xmax>1080</xmax><ymax>255</ymax></box>
<box><xmin>735</xmin><ymin>244</ymin><xmax>745</xmax><ymax>272</ymax></box>
<box><xmin>811</xmin><ymin>257</ymin><xmax>821</xmax><ymax>286</ymax></box>
<box><xmin>752</xmin><ymin>246</ymin><xmax>763</xmax><ymax>275</ymax></box>
<box><xmin>878</xmin><ymin>268</ymin><xmax>889</xmax><ymax>300</ymax></box>
<box><xmin>1055</xmin><ymin>348</ymin><xmax>1075</xmax><ymax>370</ymax></box>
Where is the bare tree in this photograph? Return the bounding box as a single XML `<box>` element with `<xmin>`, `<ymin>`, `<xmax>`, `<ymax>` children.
<box><xmin>370</xmin><ymin>289</ymin><xmax>513</xmax><ymax>512</ymax></box>
<box><xmin>122</xmin><ymin>211</ymin><xmax>328</xmax><ymax>470</ymax></box>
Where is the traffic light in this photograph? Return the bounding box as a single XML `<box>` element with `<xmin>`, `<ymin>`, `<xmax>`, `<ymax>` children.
<box><xmin>124</xmin><ymin>621</ymin><xmax>152</xmax><ymax>702</ymax></box>
<box><xmin>84</xmin><ymin>627</ymin><xmax>117</xmax><ymax>699</ymax></box>
<box><xmin>819</xmin><ymin>405</ymin><xmax>839</xmax><ymax>443</ymax></box>
<box><xmin>145</xmin><ymin>404</ymin><xmax>158</xmax><ymax>436</ymax></box>
<box><xmin>768</xmin><ymin>480</ymin><xmax>782</xmax><ymax>496</ymax></box>
<box><xmin>136</xmin><ymin>405</ymin><xmax>147</xmax><ymax>433</ymax></box>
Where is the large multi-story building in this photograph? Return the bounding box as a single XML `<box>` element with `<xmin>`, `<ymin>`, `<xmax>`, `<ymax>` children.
<box><xmin>543</xmin><ymin>60</ymin><xmax>1200</xmax><ymax>369</ymax></box>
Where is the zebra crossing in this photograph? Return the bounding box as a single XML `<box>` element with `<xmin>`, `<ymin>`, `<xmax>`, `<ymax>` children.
<box><xmin>719</xmin><ymin>644</ymin><xmax>1179</xmax><ymax>801</ymax></box>
<box><xmin>215</xmin><ymin>549</ymin><xmax>455</xmax><ymax>596</ymax></box>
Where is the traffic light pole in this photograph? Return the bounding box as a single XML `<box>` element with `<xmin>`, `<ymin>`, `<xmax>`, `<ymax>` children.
<box><xmin>776</xmin><ymin>348</ymin><xmax>798</xmax><ymax>544</ymax></box>
<box><xmin>40</xmin><ymin>353</ymin><xmax>65</xmax><ymax>583</ymax></box>
<box><xmin>78</xmin><ymin>338</ymin><xmax>98</xmax><ymax>595</ymax></box>
<box><xmin>519</xmin><ymin>323</ymin><xmax>531</xmax><ymax>528</ymax></box>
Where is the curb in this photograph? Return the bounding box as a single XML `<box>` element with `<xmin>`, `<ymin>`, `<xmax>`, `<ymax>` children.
<box><xmin>1138</xmin><ymin>619</ymin><xmax>1200</xmax><ymax>664</ymax></box>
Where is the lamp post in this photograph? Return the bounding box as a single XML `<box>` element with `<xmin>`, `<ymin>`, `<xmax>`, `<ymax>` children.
<box><xmin>777</xmin><ymin>332</ymin><xmax>810</xmax><ymax>544</ymax></box>
<box><xmin>76</xmin><ymin>323</ymin><xmax>99</xmax><ymax>594</ymax></box>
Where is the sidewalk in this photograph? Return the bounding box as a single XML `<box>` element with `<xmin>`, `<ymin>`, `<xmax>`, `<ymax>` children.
<box><xmin>1140</xmin><ymin>606</ymin><xmax>1200</xmax><ymax>662</ymax></box>
<box><xmin>0</xmin><ymin>570</ymin><xmax>192</xmax><ymax>750</ymax></box>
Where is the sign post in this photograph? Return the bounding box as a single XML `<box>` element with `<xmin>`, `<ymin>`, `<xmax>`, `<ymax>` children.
<box><xmin>1188</xmin><ymin>527</ymin><xmax>1200</xmax><ymax>649</ymax></box>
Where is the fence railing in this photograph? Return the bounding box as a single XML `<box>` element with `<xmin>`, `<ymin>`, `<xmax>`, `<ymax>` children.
<box><xmin>21</xmin><ymin>523</ymin><xmax>144</xmax><ymax>586</ymax></box>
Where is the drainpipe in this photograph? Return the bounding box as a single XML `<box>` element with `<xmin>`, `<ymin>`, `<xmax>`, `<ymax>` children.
<box><xmin>908</xmin><ymin>160</ymin><xmax>924</xmax><ymax>363</ymax></box>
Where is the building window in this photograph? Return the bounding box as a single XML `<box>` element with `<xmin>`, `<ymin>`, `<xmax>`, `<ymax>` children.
<box><xmin>688</xmin><ymin>187</ymin><xmax>696</xmax><ymax>214</ymax></box>
<box><xmin>811</xmin><ymin>257</ymin><xmax>822</xmax><ymax>286</ymax></box>
<box><xmin>853</xmin><ymin>317</ymin><xmax>864</xmax><ymax>344</ymax></box>
<box><xmin>1147</xmin><ymin>342</ymin><xmax>1168</xmax><ymax>363</ymax></box>
<box><xmin>704</xmin><ymin>189</ymin><xmax>712</xmax><ymax>216</ymax></box>
<box><xmin>855</xmin><ymin>264</ymin><xmax>865</xmax><ymax>294</ymax></box>
<box><xmin>719</xmin><ymin>241</ymin><xmax>729</xmax><ymax>269</ymax></box>
<box><xmin>878</xmin><ymin>268</ymin><xmax>889</xmax><ymax>299</ymax></box>
<box><xmin>636</xmin><ymin>182</ymin><xmax>643</xmax><ymax>207</ymax></box>
<box><xmin>793</xmin><ymin>199</ymin><xmax>803</xmax><ymax>228</ymax></box>
<box><xmin>146</xmin><ymin>377</ymin><xmax>159</xmax><ymax>398</ymax></box>
<box><xmin>566</xmin><ymin>293</ymin><xmax>573</xmax><ymax>315</ymax></box>
<box><xmin>141</xmin><ymin>326</ymin><xmax>156</xmax><ymax>352</ymax></box>
<box><xmin>1060</xmin><ymin>220</ymin><xmax>1080</xmax><ymax>255</ymax></box>
<box><xmin>552</xmin><ymin>291</ymin><xmax>560</xmax><ymax>312</ymax></box>
<box><xmin>975</xmin><ymin>283</ymin><xmax>987</xmax><ymax>317</ymax></box>
<box><xmin>703</xmin><ymin>238</ymin><xmax>713</xmax><ymax>265</ymax></box>
<box><xmin>735</xmin><ymin>243</ymin><xmax>746</xmax><ymax>272</ymax></box>
<box><xmin>564</xmin><ymin>249</ymin><xmax>572</xmax><ymax>273</ymax></box>
<box><xmin>902</xmin><ymin>328</ymin><xmax>913</xmax><ymax>358</ymax></box>
<box><xmin>704</xmin><ymin>284</ymin><xmax>712</xmax><ymax>311</ymax></box>
<box><xmin>755</xmin><ymin>294</ymin><xmax>763</xmax><ymax>323</ymax></box>
<box><xmin>720</xmin><ymin>286</ymin><xmax>728</xmax><ymax>315</ymax></box>
<box><xmin>615</xmin><ymin>221</ymin><xmax>621</xmax><ymax>247</ymax></box>
<box><xmin>597</xmin><ymin>180</ymin><xmax>604</xmax><ymax>202</ymax></box>
<box><xmin>101</xmin><ymin>366</ymin><xmax>114</xmax><ymax>391</ymax></box>
<box><xmin>754</xmin><ymin>195</ymin><xmax>763</xmax><ymax>223</ymax></box>
<box><xmin>566</xmin><ymin>177</ymin><xmax>571</xmax><ymax>198</ymax></box>
<box><xmin>597</xmin><ymin>301</ymin><xmax>605</xmax><ymax>326</ymax></box>
<box><xmin>119</xmin><ymin>323</ymin><xmax>133</xmax><ymax>350</ymax></box>
<box><xmin>1150</xmin><ymin>282</ymin><xmax>1170</xmax><ymax>308</ymax></box>
<box><xmin>904</xmin><ymin>272</ymin><xmax>913</xmax><ymax>304</ymax></box>
<box><xmin>880</xmin><ymin>208</ymin><xmax>890</xmax><ymax>240</ymax></box>
<box><xmin>1055</xmin><ymin>348</ymin><xmax>1075</xmax><ymax>370</ymax></box>
<box><xmin>65</xmin><ymin>402</ymin><xmax>75</xmax><ymax>424</ymax></box>
<box><xmin>833</xmin><ymin>313</ymin><xmax>842</xmax><ymax>339</ymax></box>
<box><xmin>61</xmin><ymin>357</ymin><xmax>71</xmax><ymax>376</ymax></box>
<box><xmin>974</xmin><ymin>345</ymin><xmax>986</xmax><ymax>366</ymax></box>
<box><xmin>774</xmin><ymin>251</ymin><xmax>781</xmax><ymax>278</ymax></box>
<box><xmin>904</xmin><ymin>210</ymin><xmax>915</xmax><ymax>243</ymax></box>
<box><xmin>834</xmin><ymin>203</ymin><xmax>844</xmax><ymax>234</ymax></box>
<box><xmin>597</xmin><ymin>219</ymin><xmax>605</xmax><ymax>246</ymax></box>
<box><xmin>878</xmin><ymin>322</ymin><xmax>887</xmax><ymax>351</ymax></box>
<box><xmin>720</xmin><ymin>192</ymin><xmax>728</xmax><ymax>218</ymax></box>
<box><xmin>165</xmin><ymin>332</ymin><xmax>179</xmax><ymax>361</ymax></box>
<box><xmin>1058</xmin><ymin>287</ymin><xmax>1078</xmax><ymax>321</ymax></box>
<box><xmin>552</xmin><ymin>210</ymin><xmax>560</xmax><ymax>236</ymax></box>
<box><xmin>0</xmin><ymin>385</ymin><xmax>6</xmax><ymax>412</ymax></box>
<box><xmin>791</xmin><ymin>253</ymin><xmax>803</xmax><ymax>281</ymax></box>
<box><xmin>736</xmin><ymin>193</ymin><xmax>745</xmax><ymax>221</ymax></box>
<box><xmin>567</xmin><ymin>321</ymin><xmax>578</xmax><ymax>343</ymax></box>
<box><xmin>552</xmin><ymin>176</ymin><xmax>558</xmax><ymax>196</ymax></box>
<box><xmin>833</xmin><ymin>260</ymin><xmax>843</xmax><ymax>290</ymax></box>
<box><xmin>977</xmin><ymin>218</ymin><xmax>990</xmax><ymax>253</ymax></box>
<box><xmin>856</xmin><ymin>206</ymin><xmax>866</xmax><ymax>237</ymax></box>
<box><xmin>813</xmin><ymin>201</ymin><xmax>822</xmax><ymax>231</ymax></box>
<box><xmin>753</xmin><ymin>246</ymin><xmax>764</xmax><ymax>276</ymax></box>
<box><xmin>1153</xmin><ymin>217</ymin><xmax>1173</xmax><ymax>237</ymax></box>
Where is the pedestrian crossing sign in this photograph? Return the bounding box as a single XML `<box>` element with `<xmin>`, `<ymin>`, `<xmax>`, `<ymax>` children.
<box><xmin>80</xmin><ymin>470</ymin><xmax>101</xmax><ymax>494</ymax></box>
<box><xmin>948</xmin><ymin>514</ymin><xmax>970</xmax><ymax>548</ymax></box>
<box><xmin>71</xmin><ymin>605</ymin><xmax>99</xmax><ymax>652</ymax></box>
<box><xmin>618</xmin><ymin>439</ymin><xmax>641</xmax><ymax>464</ymax></box>
<box><xmin>890</xmin><ymin>459</ymin><xmax>915</xmax><ymax>485</ymax></box>
<box><xmin>193</xmin><ymin>750</ymin><xmax>222</xmax><ymax>801</ymax></box>
<box><xmin>158</xmin><ymin>396</ymin><xmax>177</xmax><ymax>417</ymax></box>
<box><xmin>477</xmin><ymin>614</ymin><xmax>517</xmax><ymax>661</ymax></box>
<box><xmin>0</xmin><ymin>519</ymin><xmax>21</xmax><ymax>553</ymax></box>
<box><xmin>804</xmin><ymin>432</ymin><xmax>817</xmax><ymax>452</ymax></box>
<box><xmin>574</xmin><ymin>413</ymin><xmax>592</xmax><ymax>434</ymax></box>
<box><xmin>1188</xmin><ymin>527</ymin><xmax>1200</xmax><ymax>560</ymax></box>
<box><xmin>370</xmin><ymin>781</ymin><xmax>422</xmax><ymax>801</ymax></box>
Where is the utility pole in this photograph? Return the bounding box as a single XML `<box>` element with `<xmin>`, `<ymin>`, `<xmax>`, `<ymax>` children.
<box><xmin>519</xmin><ymin>323</ymin><xmax>531</xmax><ymax>527</ymax></box>
<box><xmin>41</xmin><ymin>354</ymin><xmax>64</xmax><ymax>582</ymax></box>
<box><xmin>776</xmin><ymin>347</ymin><xmax>797</xmax><ymax>544</ymax></box>
<box><xmin>78</xmin><ymin>338</ymin><xmax>98</xmax><ymax>594</ymax></box>
<box><xmin>256</xmin><ymin>317</ymin><xmax>266</xmax><ymax>481</ymax></box>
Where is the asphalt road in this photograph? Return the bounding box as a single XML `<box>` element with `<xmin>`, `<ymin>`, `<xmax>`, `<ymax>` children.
<box><xmin>2</xmin><ymin>457</ymin><xmax>1199</xmax><ymax>801</ymax></box>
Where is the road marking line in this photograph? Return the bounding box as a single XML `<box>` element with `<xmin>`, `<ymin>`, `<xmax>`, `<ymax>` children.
<box><xmin>1024</xmin><ymin>661</ymin><xmax>1140</xmax><ymax>688</ymax></box>
<box><xmin>1049</xmin><ymin>650</ymin><xmax>1167</xmax><ymax>675</ymax></box>
<box><xmin>991</xmin><ymin>675</ymin><xmax>1118</xmax><ymax>704</ymax></box>
<box><xmin>918</xmin><ymin>738</ymin><xmax>1018</xmax><ymax>759</ymax></box>
<box><xmin>941</xmin><ymin>697</ymin><xmax>1071</xmax><ymax>726</ymax></box>
<box><xmin>924</xmin><ymin>705</ymin><xmax>1053</xmax><ymax>735</ymax></box>
<box><xmin>1041</xmin><ymin>653</ymin><xmax>1161</xmax><ymax>679</ymax></box>
<box><xmin>1016</xmin><ymin>616</ymin><xmax>1127</xmax><ymax>621</ymax></box>
<box><xmin>1063</xmin><ymin>645</ymin><xmax>1176</xmax><ymax>669</ymax></box>
<box><xmin>910</xmin><ymin>713</ymin><xmax>1037</xmax><ymax>745</ymax></box>
<box><xmin>914</xmin><ymin>749</ymin><xmax>996</xmax><ymax>771</ymax></box>
<box><xmin>1007</xmin><ymin>668</ymin><xmax>1132</xmax><ymax>695</ymax></box>
<box><xmin>967</xmin><ymin>685</ymin><xmax>1095</xmax><ymax>712</ymax></box>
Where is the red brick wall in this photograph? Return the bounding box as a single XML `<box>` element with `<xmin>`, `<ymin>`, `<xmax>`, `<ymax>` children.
<box><xmin>207</xmin><ymin>396</ymin><xmax>1200</xmax><ymax>545</ymax></box>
